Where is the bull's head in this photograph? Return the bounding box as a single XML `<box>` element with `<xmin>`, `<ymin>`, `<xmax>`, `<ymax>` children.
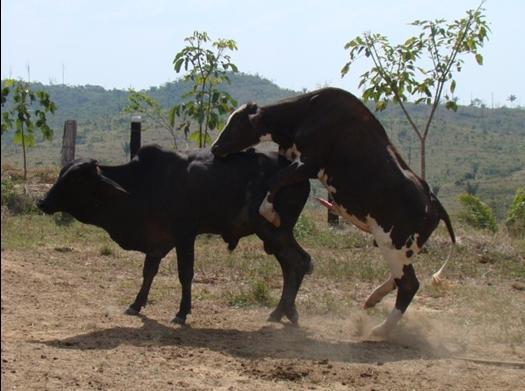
<box><xmin>38</xmin><ymin>159</ymin><xmax>129</xmax><ymax>222</ymax></box>
<box><xmin>211</xmin><ymin>103</ymin><xmax>263</xmax><ymax>157</ymax></box>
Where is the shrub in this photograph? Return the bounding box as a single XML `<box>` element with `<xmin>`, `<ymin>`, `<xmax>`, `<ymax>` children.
<box><xmin>1</xmin><ymin>177</ymin><xmax>15</xmax><ymax>205</ymax></box>
<box><xmin>505</xmin><ymin>188</ymin><xmax>525</xmax><ymax>237</ymax></box>
<box><xmin>293</xmin><ymin>214</ymin><xmax>316</xmax><ymax>240</ymax></box>
<box><xmin>227</xmin><ymin>279</ymin><xmax>275</xmax><ymax>308</ymax></box>
<box><xmin>1</xmin><ymin>177</ymin><xmax>38</xmax><ymax>215</ymax></box>
<box><xmin>458</xmin><ymin>193</ymin><xmax>497</xmax><ymax>232</ymax></box>
<box><xmin>99</xmin><ymin>244</ymin><xmax>114</xmax><ymax>256</ymax></box>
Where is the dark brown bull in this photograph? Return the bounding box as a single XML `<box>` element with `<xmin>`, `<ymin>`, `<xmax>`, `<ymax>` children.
<box><xmin>211</xmin><ymin>87</ymin><xmax>455</xmax><ymax>337</ymax></box>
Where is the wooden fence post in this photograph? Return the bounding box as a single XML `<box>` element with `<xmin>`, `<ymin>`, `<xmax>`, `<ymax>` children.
<box><xmin>327</xmin><ymin>192</ymin><xmax>340</xmax><ymax>227</ymax></box>
<box><xmin>61</xmin><ymin>120</ymin><xmax>77</xmax><ymax>167</ymax></box>
<box><xmin>130</xmin><ymin>115</ymin><xmax>142</xmax><ymax>160</ymax></box>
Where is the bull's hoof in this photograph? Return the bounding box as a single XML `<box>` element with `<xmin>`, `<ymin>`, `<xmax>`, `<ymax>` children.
<box><xmin>267</xmin><ymin>312</ymin><xmax>282</xmax><ymax>323</ymax></box>
<box><xmin>125</xmin><ymin>306</ymin><xmax>140</xmax><ymax>316</ymax></box>
<box><xmin>363</xmin><ymin>298</ymin><xmax>378</xmax><ymax>309</ymax></box>
<box><xmin>171</xmin><ymin>315</ymin><xmax>186</xmax><ymax>325</ymax></box>
<box><xmin>369</xmin><ymin>324</ymin><xmax>389</xmax><ymax>340</ymax></box>
<box><xmin>286</xmin><ymin>311</ymin><xmax>299</xmax><ymax>325</ymax></box>
<box><xmin>305</xmin><ymin>259</ymin><xmax>315</xmax><ymax>275</ymax></box>
<box><xmin>268</xmin><ymin>308</ymin><xmax>299</xmax><ymax>325</ymax></box>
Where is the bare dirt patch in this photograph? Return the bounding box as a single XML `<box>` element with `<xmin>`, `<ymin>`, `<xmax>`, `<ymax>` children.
<box><xmin>2</xmin><ymin>224</ymin><xmax>525</xmax><ymax>390</ymax></box>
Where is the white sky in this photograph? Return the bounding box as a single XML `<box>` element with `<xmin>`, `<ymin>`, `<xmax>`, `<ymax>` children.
<box><xmin>2</xmin><ymin>0</ymin><xmax>524</xmax><ymax>106</ymax></box>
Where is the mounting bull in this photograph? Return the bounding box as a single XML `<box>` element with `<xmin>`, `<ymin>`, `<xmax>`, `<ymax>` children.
<box><xmin>211</xmin><ymin>87</ymin><xmax>455</xmax><ymax>337</ymax></box>
<box><xmin>38</xmin><ymin>145</ymin><xmax>312</xmax><ymax>325</ymax></box>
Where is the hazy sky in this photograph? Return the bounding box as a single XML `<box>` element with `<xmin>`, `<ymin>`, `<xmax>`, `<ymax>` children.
<box><xmin>2</xmin><ymin>0</ymin><xmax>524</xmax><ymax>106</ymax></box>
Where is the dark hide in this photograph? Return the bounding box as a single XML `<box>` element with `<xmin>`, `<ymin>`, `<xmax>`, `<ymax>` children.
<box><xmin>211</xmin><ymin>87</ymin><xmax>455</xmax><ymax>336</ymax></box>
<box><xmin>39</xmin><ymin>145</ymin><xmax>311</xmax><ymax>325</ymax></box>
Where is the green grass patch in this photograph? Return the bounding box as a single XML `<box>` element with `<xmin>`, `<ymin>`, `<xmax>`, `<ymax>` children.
<box><xmin>226</xmin><ymin>279</ymin><xmax>277</xmax><ymax>308</ymax></box>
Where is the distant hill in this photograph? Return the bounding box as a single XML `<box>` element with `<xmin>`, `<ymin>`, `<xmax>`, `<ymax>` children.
<box><xmin>1</xmin><ymin>74</ymin><xmax>524</xmax><ymax>219</ymax></box>
<box><xmin>0</xmin><ymin>73</ymin><xmax>297</xmax><ymax>129</ymax></box>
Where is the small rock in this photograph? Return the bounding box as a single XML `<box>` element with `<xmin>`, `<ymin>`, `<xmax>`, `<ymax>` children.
<box><xmin>512</xmin><ymin>282</ymin><xmax>525</xmax><ymax>291</ymax></box>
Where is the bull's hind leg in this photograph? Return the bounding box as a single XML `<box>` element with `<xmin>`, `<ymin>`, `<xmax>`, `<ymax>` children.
<box><xmin>364</xmin><ymin>275</ymin><xmax>396</xmax><ymax>309</ymax></box>
<box><xmin>126</xmin><ymin>254</ymin><xmax>162</xmax><ymax>315</ymax></box>
<box><xmin>260</xmin><ymin>234</ymin><xmax>311</xmax><ymax>325</ymax></box>
<box><xmin>370</xmin><ymin>263</ymin><xmax>419</xmax><ymax>338</ymax></box>
<box><xmin>368</xmin><ymin>222</ymin><xmax>420</xmax><ymax>338</ymax></box>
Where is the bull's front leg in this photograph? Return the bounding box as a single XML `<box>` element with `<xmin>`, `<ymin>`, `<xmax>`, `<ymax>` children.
<box><xmin>172</xmin><ymin>237</ymin><xmax>196</xmax><ymax>325</ymax></box>
<box><xmin>125</xmin><ymin>254</ymin><xmax>162</xmax><ymax>315</ymax></box>
<box><xmin>261</xmin><ymin>161</ymin><xmax>317</xmax><ymax>227</ymax></box>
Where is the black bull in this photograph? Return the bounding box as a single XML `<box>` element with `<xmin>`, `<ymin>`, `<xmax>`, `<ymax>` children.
<box><xmin>38</xmin><ymin>145</ymin><xmax>312</xmax><ymax>325</ymax></box>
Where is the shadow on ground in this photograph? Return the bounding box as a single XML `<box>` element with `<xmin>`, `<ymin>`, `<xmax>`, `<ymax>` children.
<box><xmin>35</xmin><ymin>314</ymin><xmax>448</xmax><ymax>364</ymax></box>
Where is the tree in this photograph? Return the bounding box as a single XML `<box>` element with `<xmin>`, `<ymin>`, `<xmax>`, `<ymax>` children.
<box><xmin>341</xmin><ymin>3</ymin><xmax>489</xmax><ymax>180</ymax></box>
<box><xmin>506</xmin><ymin>94</ymin><xmax>517</xmax><ymax>107</ymax></box>
<box><xmin>172</xmin><ymin>31</ymin><xmax>239</xmax><ymax>148</ymax></box>
<box><xmin>1</xmin><ymin>79</ymin><xmax>56</xmax><ymax>179</ymax></box>
<box><xmin>124</xmin><ymin>89</ymin><xmax>179</xmax><ymax>148</ymax></box>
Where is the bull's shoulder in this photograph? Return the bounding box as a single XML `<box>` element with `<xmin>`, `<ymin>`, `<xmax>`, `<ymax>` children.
<box><xmin>136</xmin><ymin>144</ymin><xmax>187</xmax><ymax>168</ymax></box>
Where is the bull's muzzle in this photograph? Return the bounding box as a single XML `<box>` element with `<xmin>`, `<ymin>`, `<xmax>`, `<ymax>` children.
<box><xmin>37</xmin><ymin>198</ymin><xmax>55</xmax><ymax>214</ymax></box>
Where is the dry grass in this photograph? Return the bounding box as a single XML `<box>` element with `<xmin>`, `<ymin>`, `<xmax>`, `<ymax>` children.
<box><xmin>2</xmin><ymin>207</ymin><xmax>525</xmax><ymax>390</ymax></box>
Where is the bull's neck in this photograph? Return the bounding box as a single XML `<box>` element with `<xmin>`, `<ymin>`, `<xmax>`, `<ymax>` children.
<box><xmin>259</xmin><ymin>102</ymin><xmax>302</xmax><ymax>144</ymax></box>
<box><xmin>99</xmin><ymin>162</ymin><xmax>139</xmax><ymax>191</ymax></box>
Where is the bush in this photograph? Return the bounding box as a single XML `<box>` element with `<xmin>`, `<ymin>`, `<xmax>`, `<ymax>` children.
<box><xmin>505</xmin><ymin>188</ymin><xmax>525</xmax><ymax>237</ymax></box>
<box><xmin>227</xmin><ymin>279</ymin><xmax>275</xmax><ymax>308</ymax></box>
<box><xmin>1</xmin><ymin>177</ymin><xmax>15</xmax><ymax>205</ymax></box>
<box><xmin>458</xmin><ymin>193</ymin><xmax>497</xmax><ymax>232</ymax></box>
<box><xmin>1</xmin><ymin>177</ymin><xmax>38</xmax><ymax>215</ymax></box>
<box><xmin>293</xmin><ymin>214</ymin><xmax>316</xmax><ymax>240</ymax></box>
<box><xmin>99</xmin><ymin>244</ymin><xmax>115</xmax><ymax>256</ymax></box>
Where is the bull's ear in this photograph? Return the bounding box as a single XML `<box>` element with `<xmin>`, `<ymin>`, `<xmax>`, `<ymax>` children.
<box><xmin>98</xmin><ymin>175</ymin><xmax>130</xmax><ymax>197</ymax></box>
<box><xmin>247</xmin><ymin>104</ymin><xmax>262</xmax><ymax>129</ymax></box>
<box><xmin>246</xmin><ymin>102</ymin><xmax>258</xmax><ymax>114</ymax></box>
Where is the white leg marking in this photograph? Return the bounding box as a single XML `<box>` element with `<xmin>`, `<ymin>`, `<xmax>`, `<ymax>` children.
<box><xmin>259</xmin><ymin>192</ymin><xmax>281</xmax><ymax>227</ymax></box>
<box><xmin>364</xmin><ymin>275</ymin><xmax>396</xmax><ymax>309</ymax></box>
<box><xmin>366</xmin><ymin>217</ymin><xmax>421</xmax><ymax>337</ymax></box>
<box><xmin>370</xmin><ymin>309</ymin><xmax>403</xmax><ymax>339</ymax></box>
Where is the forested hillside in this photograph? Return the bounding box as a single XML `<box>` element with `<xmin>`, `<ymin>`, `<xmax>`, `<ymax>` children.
<box><xmin>1</xmin><ymin>74</ymin><xmax>524</xmax><ymax>218</ymax></box>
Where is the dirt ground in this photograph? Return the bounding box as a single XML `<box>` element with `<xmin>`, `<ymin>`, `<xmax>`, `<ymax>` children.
<box><xmin>2</xmin><ymin>238</ymin><xmax>525</xmax><ymax>390</ymax></box>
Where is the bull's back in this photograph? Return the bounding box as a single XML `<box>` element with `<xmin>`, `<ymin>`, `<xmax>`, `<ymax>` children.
<box><xmin>186</xmin><ymin>150</ymin><xmax>309</xmax><ymax>233</ymax></box>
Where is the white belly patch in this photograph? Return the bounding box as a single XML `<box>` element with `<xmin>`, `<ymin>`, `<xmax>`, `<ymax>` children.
<box><xmin>367</xmin><ymin>217</ymin><xmax>421</xmax><ymax>279</ymax></box>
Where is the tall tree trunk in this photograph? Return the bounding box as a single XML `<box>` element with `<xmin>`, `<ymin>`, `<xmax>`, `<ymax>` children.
<box><xmin>21</xmin><ymin>125</ymin><xmax>27</xmax><ymax>180</ymax></box>
<box><xmin>419</xmin><ymin>136</ymin><xmax>426</xmax><ymax>180</ymax></box>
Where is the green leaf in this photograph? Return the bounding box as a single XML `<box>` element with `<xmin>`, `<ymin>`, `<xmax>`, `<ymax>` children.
<box><xmin>174</xmin><ymin>58</ymin><xmax>185</xmax><ymax>73</ymax></box>
<box><xmin>342</xmin><ymin>61</ymin><xmax>353</xmax><ymax>77</ymax></box>
<box><xmin>445</xmin><ymin>100</ymin><xmax>458</xmax><ymax>111</ymax></box>
<box><xmin>375</xmin><ymin>100</ymin><xmax>388</xmax><ymax>111</ymax></box>
<box><xmin>475</xmin><ymin>53</ymin><xmax>483</xmax><ymax>65</ymax></box>
<box><xmin>450</xmin><ymin>80</ymin><xmax>456</xmax><ymax>94</ymax></box>
<box><xmin>188</xmin><ymin>130</ymin><xmax>202</xmax><ymax>144</ymax></box>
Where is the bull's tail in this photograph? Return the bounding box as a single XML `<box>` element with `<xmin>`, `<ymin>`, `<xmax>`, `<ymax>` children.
<box><xmin>431</xmin><ymin>193</ymin><xmax>456</xmax><ymax>285</ymax></box>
